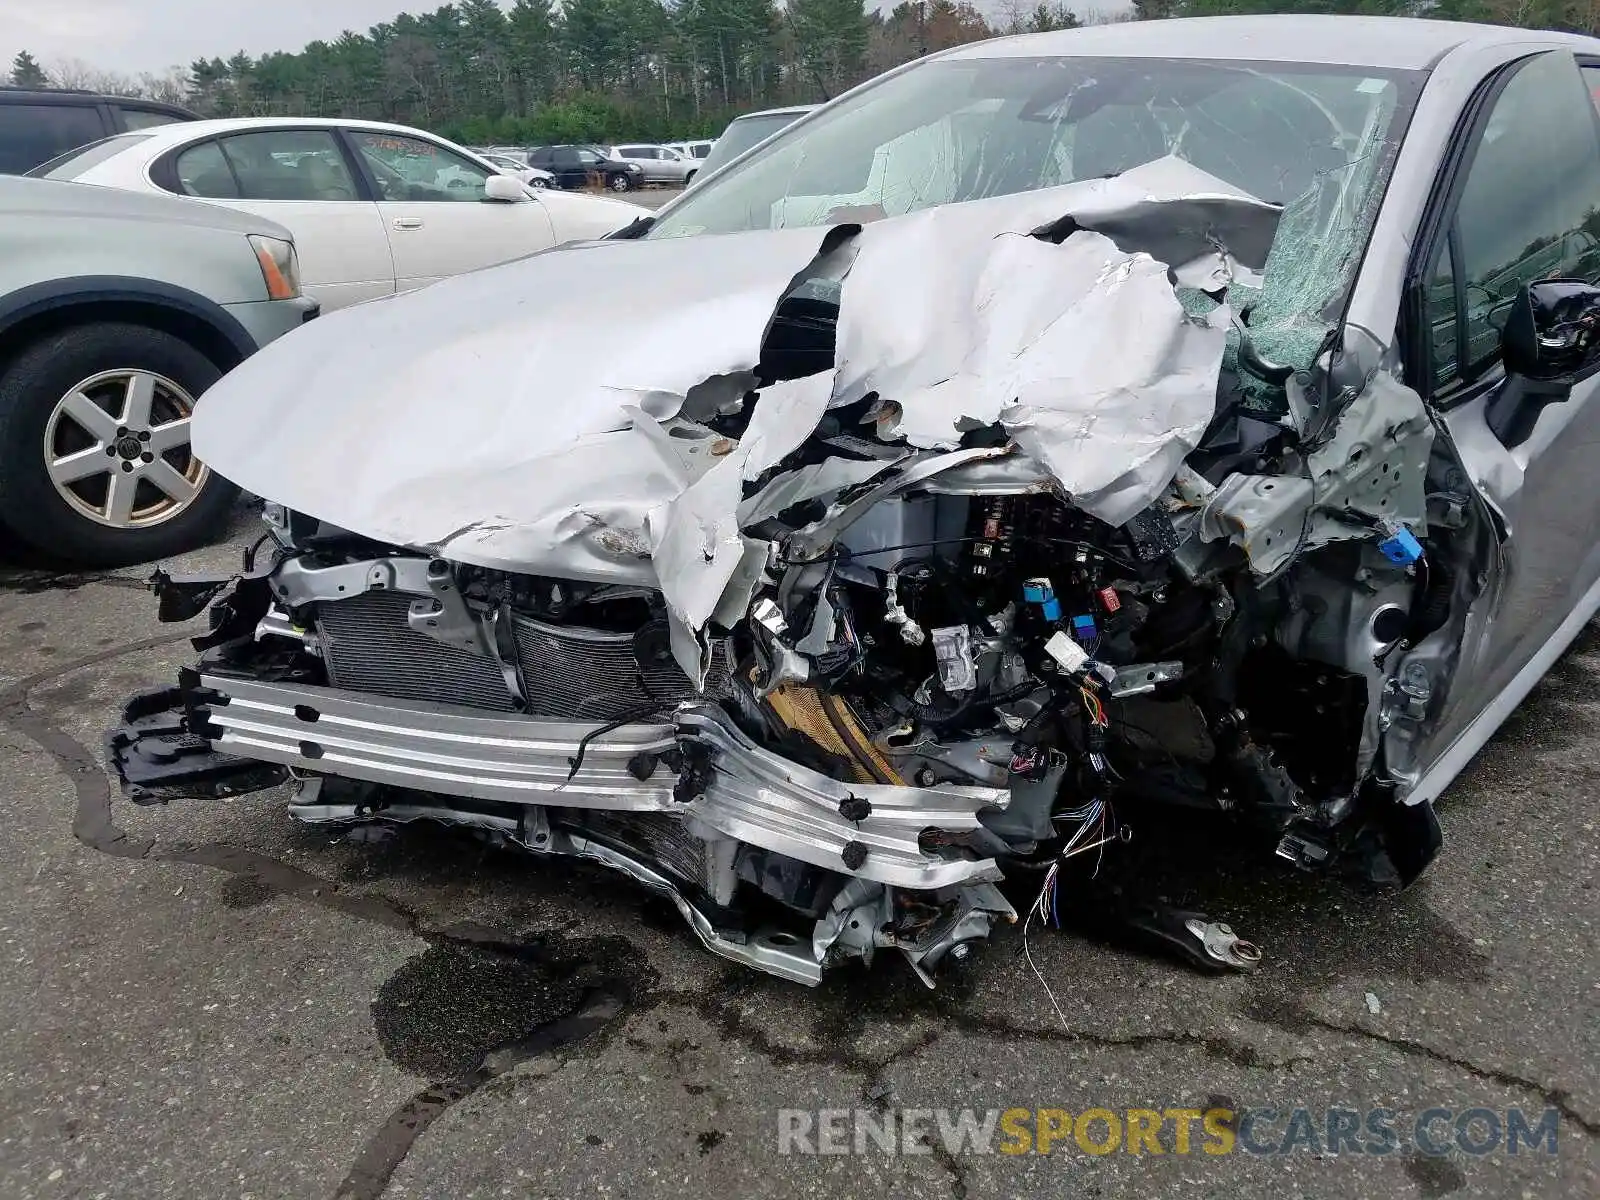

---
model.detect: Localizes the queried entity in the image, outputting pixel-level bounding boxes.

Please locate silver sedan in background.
[0,176,315,565]
[605,144,698,185]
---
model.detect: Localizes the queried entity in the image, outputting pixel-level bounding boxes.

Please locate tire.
[0,321,241,567]
[685,170,697,185]
[529,177,548,189]
[609,173,633,192]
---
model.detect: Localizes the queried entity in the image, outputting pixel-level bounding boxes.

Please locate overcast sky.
[3,1,439,75]
[2,0,1120,78]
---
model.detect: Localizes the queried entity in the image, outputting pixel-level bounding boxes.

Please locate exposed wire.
[564,669,668,781]
[1022,862,1072,1032]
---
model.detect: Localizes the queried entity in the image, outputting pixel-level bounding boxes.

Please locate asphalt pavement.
[619,187,678,210]
[0,506,1594,1199]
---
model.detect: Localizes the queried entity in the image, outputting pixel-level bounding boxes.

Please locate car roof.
[945,14,1600,70]
[0,87,196,117]
[95,116,473,152]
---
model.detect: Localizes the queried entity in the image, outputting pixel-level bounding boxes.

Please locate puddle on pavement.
[372,934,644,1080]
[0,570,150,595]
[335,933,647,1200]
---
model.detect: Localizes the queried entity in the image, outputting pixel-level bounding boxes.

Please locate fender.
[0,275,259,361]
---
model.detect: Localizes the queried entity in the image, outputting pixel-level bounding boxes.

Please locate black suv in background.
[0,88,197,175]
[525,144,642,191]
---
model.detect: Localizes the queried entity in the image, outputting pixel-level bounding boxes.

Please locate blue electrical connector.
[1071,613,1098,642]
[1022,577,1063,621]
[1377,521,1424,566]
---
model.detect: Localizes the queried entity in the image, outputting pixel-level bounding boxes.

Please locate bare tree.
[47,57,141,95]
[136,67,191,105]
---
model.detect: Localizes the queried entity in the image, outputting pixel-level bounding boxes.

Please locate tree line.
[7,0,1595,146]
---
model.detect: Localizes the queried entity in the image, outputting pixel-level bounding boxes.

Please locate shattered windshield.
[651,56,1423,360]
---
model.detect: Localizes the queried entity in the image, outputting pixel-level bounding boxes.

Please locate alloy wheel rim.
[42,368,209,529]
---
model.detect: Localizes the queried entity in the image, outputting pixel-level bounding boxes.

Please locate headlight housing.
[248,234,302,301]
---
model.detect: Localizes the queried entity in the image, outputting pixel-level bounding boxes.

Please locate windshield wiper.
[607,214,655,240]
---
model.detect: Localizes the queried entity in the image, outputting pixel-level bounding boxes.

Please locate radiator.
[315,590,515,712]
[511,614,733,721]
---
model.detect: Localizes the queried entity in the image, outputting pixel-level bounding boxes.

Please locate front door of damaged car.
[1413,49,1600,746]
[347,129,556,293]
[173,129,396,311]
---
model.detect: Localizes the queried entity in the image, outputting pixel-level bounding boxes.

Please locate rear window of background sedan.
[30,132,153,180]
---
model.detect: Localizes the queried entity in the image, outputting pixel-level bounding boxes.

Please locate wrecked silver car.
[110,20,1600,986]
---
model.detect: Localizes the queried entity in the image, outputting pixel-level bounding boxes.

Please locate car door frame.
[1381,43,1600,806]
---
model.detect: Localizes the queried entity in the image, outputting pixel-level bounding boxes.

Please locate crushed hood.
[194,157,1282,615]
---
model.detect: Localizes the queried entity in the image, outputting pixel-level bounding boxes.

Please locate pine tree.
[791,0,870,98]
[10,50,48,88]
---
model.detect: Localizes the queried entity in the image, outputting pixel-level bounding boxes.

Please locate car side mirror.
[1502,278,1600,380]
[1488,279,1600,449]
[483,174,528,203]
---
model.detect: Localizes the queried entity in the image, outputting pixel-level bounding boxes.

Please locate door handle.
[392,217,424,230]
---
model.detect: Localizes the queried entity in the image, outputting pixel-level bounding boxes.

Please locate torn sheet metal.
[1043,155,1280,292]
[998,242,1229,528]
[830,156,1281,526]
[194,154,1282,609]
[650,371,905,682]
[647,372,833,679]
[191,225,839,571]
[737,457,900,527]
[1198,371,1435,576]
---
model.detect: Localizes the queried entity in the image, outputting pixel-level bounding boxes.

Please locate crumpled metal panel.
[191,226,839,572]
[829,156,1280,525]
[650,372,834,632]
[649,371,840,682]
[194,154,1281,595]
[1198,371,1435,575]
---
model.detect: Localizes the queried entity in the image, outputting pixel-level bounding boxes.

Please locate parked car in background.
[0,87,196,175]
[477,150,554,188]
[606,143,697,184]
[665,138,714,161]
[695,105,817,181]
[31,118,640,311]
[0,175,316,565]
[475,145,529,163]
[526,144,643,191]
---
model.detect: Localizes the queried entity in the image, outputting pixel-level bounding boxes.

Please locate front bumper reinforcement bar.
[110,673,1008,891]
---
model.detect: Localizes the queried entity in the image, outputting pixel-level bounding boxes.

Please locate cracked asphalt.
[0,508,1594,1199]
